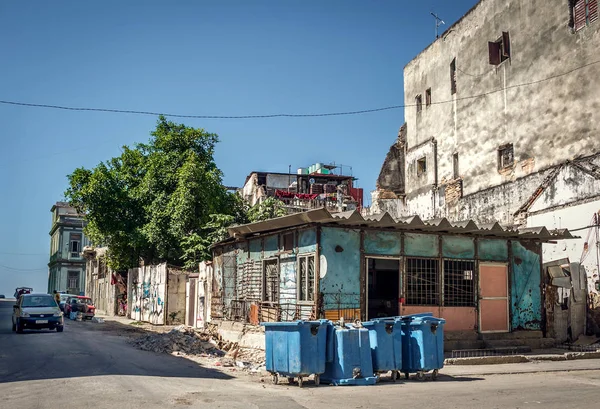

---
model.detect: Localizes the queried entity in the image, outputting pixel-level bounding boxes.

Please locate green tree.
[247,197,288,222]
[66,116,246,271]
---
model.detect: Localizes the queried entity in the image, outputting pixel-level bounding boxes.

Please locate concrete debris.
[129,325,266,372]
[91,317,104,323]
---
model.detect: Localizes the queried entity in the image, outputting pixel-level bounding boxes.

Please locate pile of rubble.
[130,325,225,357]
[129,324,266,372]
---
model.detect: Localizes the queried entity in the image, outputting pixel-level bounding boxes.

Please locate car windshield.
[75,298,93,305]
[60,295,71,302]
[21,296,57,308]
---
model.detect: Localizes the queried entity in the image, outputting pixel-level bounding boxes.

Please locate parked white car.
[12,293,64,333]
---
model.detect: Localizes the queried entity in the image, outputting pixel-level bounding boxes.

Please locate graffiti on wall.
[130,263,167,325]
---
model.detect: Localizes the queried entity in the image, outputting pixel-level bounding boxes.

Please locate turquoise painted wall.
[263,235,279,258]
[404,233,438,257]
[442,236,475,259]
[364,230,402,256]
[249,238,262,261]
[511,241,542,330]
[298,228,317,253]
[478,239,509,261]
[319,227,361,297]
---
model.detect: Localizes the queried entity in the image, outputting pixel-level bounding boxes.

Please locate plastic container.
[362,319,403,381]
[261,320,329,387]
[401,315,445,381]
[321,323,377,386]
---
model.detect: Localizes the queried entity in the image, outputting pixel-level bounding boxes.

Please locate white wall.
[528,199,600,294]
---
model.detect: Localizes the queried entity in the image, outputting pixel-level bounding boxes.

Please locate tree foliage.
[66,116,246,270]
[247,197,287,222]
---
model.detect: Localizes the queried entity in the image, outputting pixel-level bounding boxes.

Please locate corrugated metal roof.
[226,208,579,241]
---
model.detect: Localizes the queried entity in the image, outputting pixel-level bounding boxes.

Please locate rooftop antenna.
[431,12,445,39]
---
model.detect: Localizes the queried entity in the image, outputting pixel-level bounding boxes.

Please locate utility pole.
[431,12,445,39]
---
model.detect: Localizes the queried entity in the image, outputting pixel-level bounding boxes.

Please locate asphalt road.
[1,299,600,409]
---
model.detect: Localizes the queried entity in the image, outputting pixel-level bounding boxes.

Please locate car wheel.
[56,326,64,333]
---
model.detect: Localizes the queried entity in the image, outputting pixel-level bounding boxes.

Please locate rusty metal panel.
[442,236,475,259]
[511,241,542,330]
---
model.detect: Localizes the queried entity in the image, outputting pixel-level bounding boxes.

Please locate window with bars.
[263,259,279,303]
[298,254,315,302]
[443,260,476,307]
[70,233,81,258]
[405,258,439,305]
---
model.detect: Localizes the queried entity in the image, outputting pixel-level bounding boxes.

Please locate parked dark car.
[58,293,77,313]
[64,296,96,320]
[0,295,5,299]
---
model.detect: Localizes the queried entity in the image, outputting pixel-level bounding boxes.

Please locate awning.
[225,208,579,242]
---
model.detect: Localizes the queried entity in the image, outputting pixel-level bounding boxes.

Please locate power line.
[0,263,47,272]
[1,59,599,119]
[0,251,48,256]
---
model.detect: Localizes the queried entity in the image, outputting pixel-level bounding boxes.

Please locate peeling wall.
[319,227,361,311]
[376,124,406,195]
[129,263,167,325]
[364,230,402,256]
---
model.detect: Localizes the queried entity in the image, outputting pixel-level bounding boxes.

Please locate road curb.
[445,351,600,366]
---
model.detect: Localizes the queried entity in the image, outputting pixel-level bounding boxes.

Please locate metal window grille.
[298,254,315,302]
[263,259,279,302]
[405,258,439,305]
[443,259,476,307]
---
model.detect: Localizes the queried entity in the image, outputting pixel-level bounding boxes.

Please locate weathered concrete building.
[82,246,127,317]
[373,0,600,295]
[48,202,90,295]
[204,208,576,350]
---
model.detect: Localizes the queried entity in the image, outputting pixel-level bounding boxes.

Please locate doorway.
[367,257,400,319]
[479,262,509,332]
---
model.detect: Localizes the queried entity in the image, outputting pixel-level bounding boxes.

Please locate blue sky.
[0,0,478,295]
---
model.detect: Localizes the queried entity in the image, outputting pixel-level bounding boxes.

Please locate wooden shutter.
[574,0,587,31]
[502,32,511,58]
[488,41,501,65]
[590,0,599,23]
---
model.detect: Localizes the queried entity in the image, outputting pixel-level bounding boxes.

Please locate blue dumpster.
[261,320,330,387]
[321,324,377,386]
[401,315,445,380]
[362,319,403,381]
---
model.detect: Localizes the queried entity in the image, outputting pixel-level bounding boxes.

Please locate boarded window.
[498,144,514,170]
[417,157,427,176]
[298,254,315,302]
[283,233,294,251]
[263,259,279,303]
[450,58,457,94]
[574,0,598,31]
[405,258,439,306]
[416,94,423,113]
[425,88,432,107]
[443,260,476,307]
[489,32,510,65]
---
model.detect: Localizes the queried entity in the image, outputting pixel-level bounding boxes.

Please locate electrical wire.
[0,263,47,272]
[1,59,599,119]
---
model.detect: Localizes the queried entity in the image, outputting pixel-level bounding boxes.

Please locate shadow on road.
[0,301,234,384]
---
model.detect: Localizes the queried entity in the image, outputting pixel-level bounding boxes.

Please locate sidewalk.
[443,357,600,377]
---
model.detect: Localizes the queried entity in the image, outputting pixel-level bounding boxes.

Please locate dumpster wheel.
[298,377,304,388]
[271,374,279,385]
[314,374,320,386]
[404,372,410,380]
[416,371,425,381]
[391,370,398,382]
[431,369,439,381]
